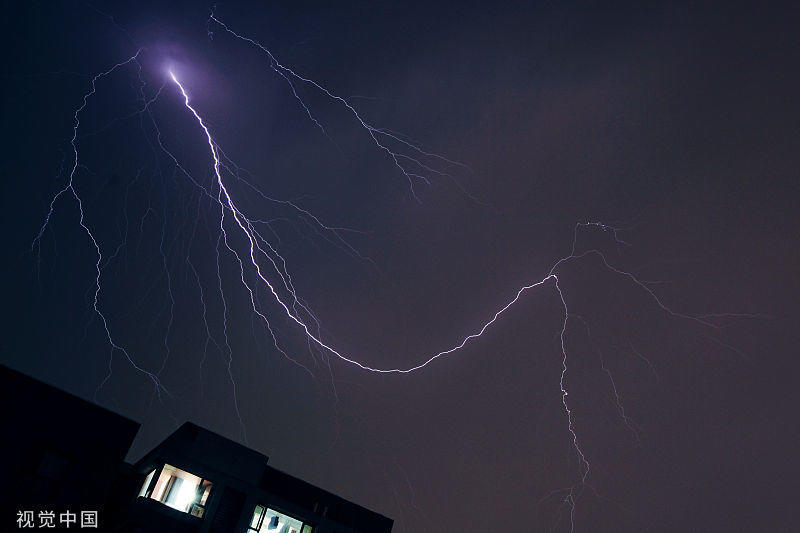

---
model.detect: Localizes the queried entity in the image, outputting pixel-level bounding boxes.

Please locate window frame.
[247,504,313,533]
[137,463,214,518]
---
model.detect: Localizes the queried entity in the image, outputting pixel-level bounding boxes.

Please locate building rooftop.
[0,364,392,533]
[135,422,393,532]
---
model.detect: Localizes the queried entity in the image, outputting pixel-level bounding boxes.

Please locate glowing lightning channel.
[168,72,752,531]
[166,71,571,375]
[151,71,748,380]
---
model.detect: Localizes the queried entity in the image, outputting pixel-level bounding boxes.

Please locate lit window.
[138,469,156,497]
[248,505,312,533]
[141,464,213,517]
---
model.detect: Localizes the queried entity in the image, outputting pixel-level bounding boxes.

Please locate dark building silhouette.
[0,365,392,533]
[0,364,140,530]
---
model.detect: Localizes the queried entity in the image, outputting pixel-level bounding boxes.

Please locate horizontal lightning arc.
[168,71,740,375]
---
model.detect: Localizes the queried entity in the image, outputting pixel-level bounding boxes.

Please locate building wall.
[0,365,140,530]
[0,367,392,533]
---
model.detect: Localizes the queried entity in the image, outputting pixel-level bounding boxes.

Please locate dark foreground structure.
[0,365,393,532]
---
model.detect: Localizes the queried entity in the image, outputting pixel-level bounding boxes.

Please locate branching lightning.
[31,9,758,531]
[32,48,169,401]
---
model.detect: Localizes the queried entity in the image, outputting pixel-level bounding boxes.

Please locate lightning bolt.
[171,73,756,530]
[207,10,478,204]
[31,11,759,529]
[32,48,169,401]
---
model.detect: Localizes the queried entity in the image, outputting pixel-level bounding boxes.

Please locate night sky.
[3,2,799,531]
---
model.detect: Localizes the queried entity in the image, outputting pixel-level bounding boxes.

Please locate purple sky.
[3,2,799,531]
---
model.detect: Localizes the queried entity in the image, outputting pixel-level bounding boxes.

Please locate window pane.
[254,508,304,533]
[149,464,210,514]
[250,505,266,529]
[138,469,156,497]
[199,480,213,505]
